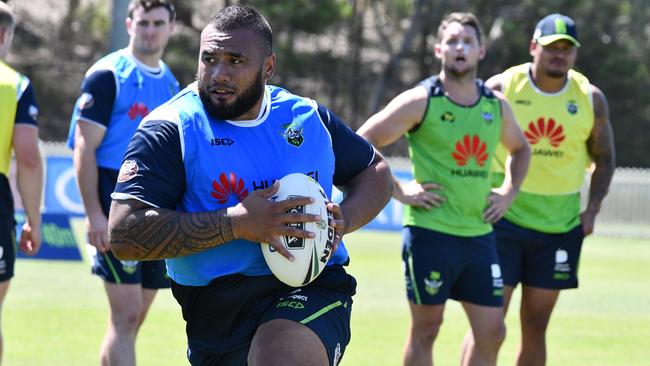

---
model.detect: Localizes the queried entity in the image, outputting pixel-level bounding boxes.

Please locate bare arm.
[13,125,43,255]
[581,85,615,235]
[358,86,445,208]
[336,151,393,235]
[484,95,530,223]
[357,86,429,148]
[73,120,109,252]
[108,184,318,261]
[485,73,504,92]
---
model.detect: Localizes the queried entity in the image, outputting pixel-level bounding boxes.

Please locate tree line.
[6,0,649,166]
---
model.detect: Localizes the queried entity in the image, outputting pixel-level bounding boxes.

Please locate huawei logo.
[452,134,488,167]
[525,118,565,147]
[128,102,149,120]
[211,172,249,204]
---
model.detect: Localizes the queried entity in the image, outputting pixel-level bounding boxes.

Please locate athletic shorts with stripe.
[494,218,585,290]
[89,167,169,289]
[402,225,504,307]
[89,246,170,289]
[171,265,356,366]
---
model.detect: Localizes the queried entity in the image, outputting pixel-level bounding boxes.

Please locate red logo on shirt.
[128,102,149,120]
[211,172,249,204]
[524,117,565,147]
[117,160,139,183]
[452,134,488,167]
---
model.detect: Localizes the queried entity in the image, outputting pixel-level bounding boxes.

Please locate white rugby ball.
[261,173,335,287]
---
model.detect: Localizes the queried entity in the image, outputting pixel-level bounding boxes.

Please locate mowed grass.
[5,231,650,365]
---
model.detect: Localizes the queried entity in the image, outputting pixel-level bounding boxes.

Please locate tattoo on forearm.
[110,203,234,260]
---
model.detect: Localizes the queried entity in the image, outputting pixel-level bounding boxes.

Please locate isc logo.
[210,138,235,146]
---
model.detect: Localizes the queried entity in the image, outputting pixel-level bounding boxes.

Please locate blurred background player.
[66,1,178,365]
[465,13,616,366]
[358,12,530,366]
[0,1,43,363]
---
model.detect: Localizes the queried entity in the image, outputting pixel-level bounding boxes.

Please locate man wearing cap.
[463,13,615,365]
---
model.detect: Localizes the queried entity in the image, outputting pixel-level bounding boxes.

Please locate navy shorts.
[89,245,170,289]
[0,177,16,282]
[91,167,169,289]
[0,215,16,282]
[495,218,584,289]
[171,265,356,366]
[402,225,503,307]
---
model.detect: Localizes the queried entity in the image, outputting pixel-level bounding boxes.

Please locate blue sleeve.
[113,120,185,209]
[75,69,116,127]
[317,104,375,186]
[15,80,38,126]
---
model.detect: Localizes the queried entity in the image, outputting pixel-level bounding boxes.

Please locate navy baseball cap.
[533,13,580,47]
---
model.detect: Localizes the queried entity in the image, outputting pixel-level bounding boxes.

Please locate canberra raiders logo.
[280,122,305,147]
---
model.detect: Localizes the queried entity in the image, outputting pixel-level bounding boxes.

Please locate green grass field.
[5,231,650,365]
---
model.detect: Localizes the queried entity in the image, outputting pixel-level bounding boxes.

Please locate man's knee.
[411,313,444,344]
[474,321,506,349]
[521,308,553,334]
[110,308,141,333]
[249,319,328,366]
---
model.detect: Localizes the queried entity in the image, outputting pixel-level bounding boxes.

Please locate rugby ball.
[261,173,335,287]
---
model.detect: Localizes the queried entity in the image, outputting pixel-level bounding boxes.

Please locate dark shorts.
[494,218,585,290]
[91,167,169,289]
[402,225,503,307]
[171,265,356,366]
[0,177,16,282]
[89,246,170,289]
[0,211,16,283]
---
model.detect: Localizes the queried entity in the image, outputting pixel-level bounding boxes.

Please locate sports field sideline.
[5,230,650,365]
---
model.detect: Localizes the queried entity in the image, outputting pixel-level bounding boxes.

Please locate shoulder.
[589,84,606,100]
[589,83,608,117]
[160,60,178,80]
[146,85,203,123]
[268,84,306,103]
[485,74,504,92]
[16,73,33,96]
[85,51,124,77]
[568,69,592,94]
[83,56,118,91]
[417,75,444,97]
[476,78,497,99]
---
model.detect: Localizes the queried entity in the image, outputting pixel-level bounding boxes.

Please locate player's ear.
[125,16,134,36]
[479,43,486,60]
[529,40,537,56]
[434,42,442,60]
[263,53,276,81]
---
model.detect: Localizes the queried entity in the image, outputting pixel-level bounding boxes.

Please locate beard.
[444,62,476,79]
[198,67,265,120]
[544,69,567,79]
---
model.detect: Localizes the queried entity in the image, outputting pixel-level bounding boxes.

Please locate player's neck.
[530,65,568,93]
[128,46,162,69]
[439,71,479,106]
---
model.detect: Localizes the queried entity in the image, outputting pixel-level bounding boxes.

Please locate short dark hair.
[208,5,273,56]
[437,12,483,45]
[127,0,176,22]
[0,2,15,29]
